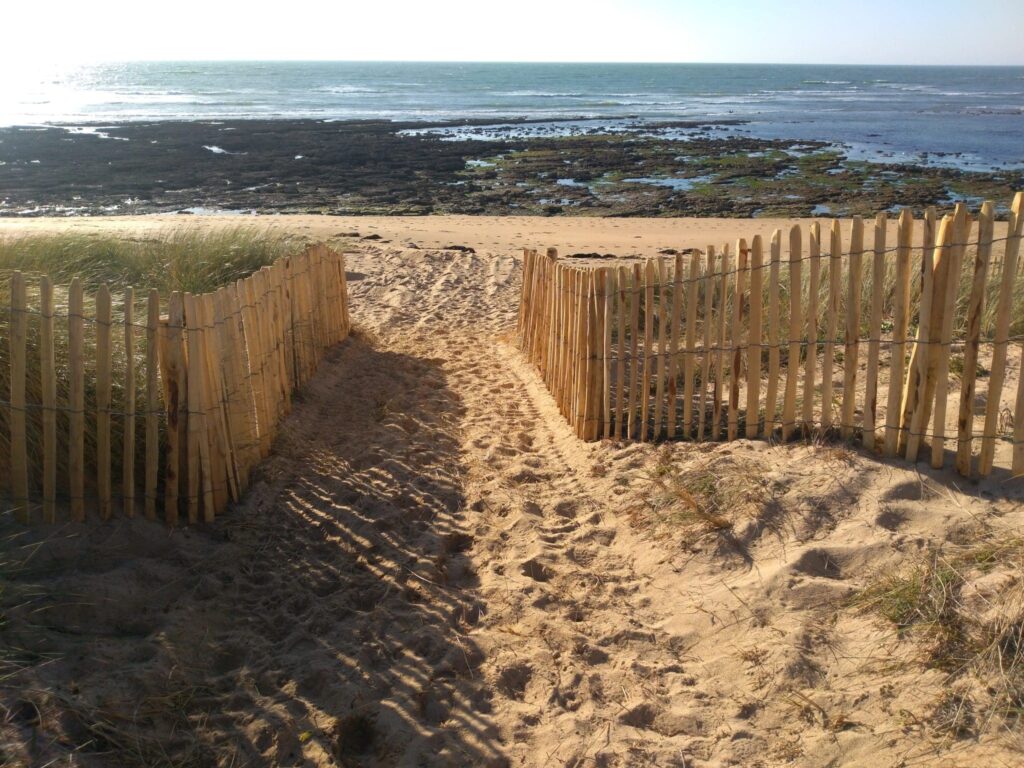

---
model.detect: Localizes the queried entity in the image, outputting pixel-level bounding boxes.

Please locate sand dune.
[2,238,1023,767]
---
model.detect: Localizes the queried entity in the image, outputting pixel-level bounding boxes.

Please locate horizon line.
[56,59,1024,68]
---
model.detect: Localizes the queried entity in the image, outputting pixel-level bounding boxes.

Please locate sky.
[2,0,1022,67]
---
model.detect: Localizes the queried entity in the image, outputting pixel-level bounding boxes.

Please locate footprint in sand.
[520,558,555,582]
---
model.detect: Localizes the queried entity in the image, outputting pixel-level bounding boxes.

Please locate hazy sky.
[4,0,1023,66]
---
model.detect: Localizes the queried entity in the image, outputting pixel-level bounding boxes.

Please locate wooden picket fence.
[1,244,351,525]
[518,193,1024,479]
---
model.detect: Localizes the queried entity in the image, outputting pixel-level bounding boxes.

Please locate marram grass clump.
[0,227,303,294]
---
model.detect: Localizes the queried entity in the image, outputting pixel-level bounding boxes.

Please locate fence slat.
[1014,347,1024,477]
[729,239,747,441]
[929,210,966,473]
[863,213,886,450]
[783,226,802,441]
[145,290,160,520]
[68,279,85,522]
[683,253,700,439]
[576,270,591,439]
[616,265,628,439]
[9,272,29,523]
[822,222,842,431]
[587,270,603,441]
[956,202,994,476]
[980,192,1023,475]
[746,236,764,439]
[884,210,914,457]
[698,247,715,441]
[240,276,270,457]
[641,260,655,441]
[764,232,782,436]
[603,268,614,439]
[667,254,684,438]
[713,244,730,441]
[161,292,186,527]
[803,224,821,431]
[653,258,668,438]
[184,294,208,523]
[96,284,113,520]
[40,276,56,524]
[931,206,970,468]
[123,287,136,517]
[905,216,951,462]
[840,218,863,440]
[202,292,235,511]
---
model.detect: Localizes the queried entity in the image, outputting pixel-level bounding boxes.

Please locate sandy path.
[0,214,1010,261]
[4,244,1024,767]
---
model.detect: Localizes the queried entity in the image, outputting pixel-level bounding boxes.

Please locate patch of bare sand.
[3,244,1023,767]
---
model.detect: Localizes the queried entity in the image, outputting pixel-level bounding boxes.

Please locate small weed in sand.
[634,448,767,546]
[854,538,1024,737]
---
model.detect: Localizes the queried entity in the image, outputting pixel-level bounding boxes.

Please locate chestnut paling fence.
[517,193,1024,479]
[1,244,351,525]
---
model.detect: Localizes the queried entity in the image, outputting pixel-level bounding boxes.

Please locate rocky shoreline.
[1,119,1021,218]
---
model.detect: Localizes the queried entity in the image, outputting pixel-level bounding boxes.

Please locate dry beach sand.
[2,215,1024,767]
[0,213,1011,259]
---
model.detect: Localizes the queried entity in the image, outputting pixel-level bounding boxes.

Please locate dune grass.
[853,540,1024,740]
[0,227,303,295]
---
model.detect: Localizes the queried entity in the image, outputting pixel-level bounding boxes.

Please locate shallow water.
[3,62,1022,171]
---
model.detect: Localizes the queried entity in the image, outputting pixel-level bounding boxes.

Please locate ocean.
[3,61,1023,172]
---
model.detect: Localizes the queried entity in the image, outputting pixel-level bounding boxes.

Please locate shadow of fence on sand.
[0,333,507,767]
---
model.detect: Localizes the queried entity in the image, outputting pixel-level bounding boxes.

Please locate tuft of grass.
[0,227,304,294]
[852,549,967,668]
[853,538,1024,737]
[634,447,767,544]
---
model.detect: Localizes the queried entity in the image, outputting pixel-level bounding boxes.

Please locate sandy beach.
[2,212,1023,767]
[0,213,1012,259]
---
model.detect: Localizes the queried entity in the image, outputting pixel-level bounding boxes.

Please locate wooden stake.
[40,276,56,523]
[159,293,185,526]
[123,287,136,517]
[698,248,715,441]
[955,202,993,476]
[183,294,205,523]
[803,223,821,431]
[683,252,700,439]
[68,279,85,522]
[9,272,29,523]
[653,258,669,438]
[240,276,270,456]
[641,260,655,441]
[145,290,160,520]
[764,232,782,436]
[980,192,1023,475]
[905,216,952,462]
[603,268,614,439]
[729,239,747,441]
[863,213,886,450]
[840,217,864,440]
[884,210,914,457]
[930,207,968,469]
[616,265,628,439]
[746,236,764,438]
[713,244,730,441]
[822,221,842,431]
[1014,343,1024,477]
[96,284,113,520]
[783,226,802,441]
[667,254,684,438]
